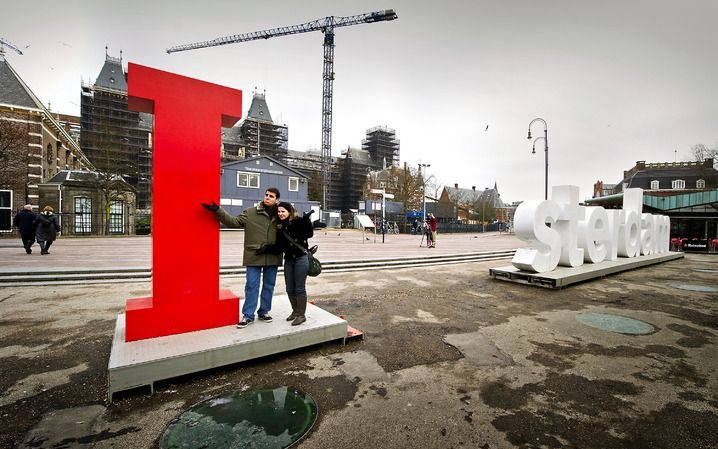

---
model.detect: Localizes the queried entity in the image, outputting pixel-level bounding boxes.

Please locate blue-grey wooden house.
[220,156,318,217]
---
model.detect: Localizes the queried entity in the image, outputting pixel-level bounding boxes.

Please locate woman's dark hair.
[277,201,297,219]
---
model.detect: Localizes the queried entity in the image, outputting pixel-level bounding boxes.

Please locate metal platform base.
[489,252,684,289]
[107,296,347,401]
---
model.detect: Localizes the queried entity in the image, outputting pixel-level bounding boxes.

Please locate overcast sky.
[3,0,717,203]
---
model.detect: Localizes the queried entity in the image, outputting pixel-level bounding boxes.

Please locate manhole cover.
[161,387,317,449]
[672,284,718,293]
[576,313,655,335]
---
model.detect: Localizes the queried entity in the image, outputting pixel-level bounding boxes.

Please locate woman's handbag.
[306,245,322,277]
[283,231,322,277]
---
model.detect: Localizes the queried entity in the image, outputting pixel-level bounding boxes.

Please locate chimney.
[636,161,646,170]
[471,186,476,191]
[454,183,459,189]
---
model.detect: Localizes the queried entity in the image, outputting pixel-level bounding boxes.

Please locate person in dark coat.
[34,205,61,255]
[276,202,314,326]
[13,204,37,254]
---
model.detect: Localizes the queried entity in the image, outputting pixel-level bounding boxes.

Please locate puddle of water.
[672,284,718,293]
[161,387,317,449]
[576,312,655,335]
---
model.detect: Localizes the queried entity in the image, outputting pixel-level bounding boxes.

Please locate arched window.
[46,144,53,164]
[696,179,705,189]
[650,180,659,190]
[671,179,685,189]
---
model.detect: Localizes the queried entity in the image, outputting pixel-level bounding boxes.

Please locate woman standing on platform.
[276,202,314,326]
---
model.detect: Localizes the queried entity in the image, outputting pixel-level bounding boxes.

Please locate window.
[0,190,11,232]
[237,172,259,188]
[697,179,705,189]
[671,179,685,189]
[74,197,92,234]
[288,177,299,192]
[650,180,659,190]
[109,201,124,234]
[46,143,53,164]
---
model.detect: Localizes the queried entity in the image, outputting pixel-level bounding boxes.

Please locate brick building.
[0,55,92,232]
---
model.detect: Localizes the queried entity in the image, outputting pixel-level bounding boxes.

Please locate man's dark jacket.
[13,210,37,236]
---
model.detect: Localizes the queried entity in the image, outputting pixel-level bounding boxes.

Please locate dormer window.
[650,180,659,190]
[671,179,685,189]
[696,179,705,189]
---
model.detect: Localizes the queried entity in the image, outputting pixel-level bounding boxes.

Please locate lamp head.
[531,146,536,154]
[527,129,532,140]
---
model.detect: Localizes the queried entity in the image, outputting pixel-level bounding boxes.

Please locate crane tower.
[167,9,398,208]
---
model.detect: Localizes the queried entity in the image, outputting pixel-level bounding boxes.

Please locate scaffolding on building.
[80,52,153,210]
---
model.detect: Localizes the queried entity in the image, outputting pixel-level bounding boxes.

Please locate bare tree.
[85,129,137,235]
[0,119,28,194]
[690,143,718,166]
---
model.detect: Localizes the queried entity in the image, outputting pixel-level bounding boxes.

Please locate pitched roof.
[246,92,273,123]
[94,53,127,91]
[222,155,309,179]
[43,170,133,188]
[0,59,92,167]
[443,185,505,208]
[0,59,41,109]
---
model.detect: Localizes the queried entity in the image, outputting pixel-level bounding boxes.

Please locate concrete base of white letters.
[107,295,347,402]
[490,251,684,289]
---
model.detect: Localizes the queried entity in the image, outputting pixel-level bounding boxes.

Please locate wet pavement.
[0,233,716,448]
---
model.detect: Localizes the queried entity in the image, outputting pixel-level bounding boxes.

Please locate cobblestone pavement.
[0,235,716,449]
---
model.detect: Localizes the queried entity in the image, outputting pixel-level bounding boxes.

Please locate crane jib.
[166,10,397,53]
[165,9,397,209]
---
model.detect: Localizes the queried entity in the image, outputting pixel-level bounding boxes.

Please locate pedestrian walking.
[13,204,37,254]
[276,202,315,326]
[34,206,60,255]
[202,188,282,328]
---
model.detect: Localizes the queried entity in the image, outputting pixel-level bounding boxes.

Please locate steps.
[0,250,516,287]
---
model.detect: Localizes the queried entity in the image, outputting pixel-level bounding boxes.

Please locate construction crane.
[167,9,398,209]
[0,37,24,59]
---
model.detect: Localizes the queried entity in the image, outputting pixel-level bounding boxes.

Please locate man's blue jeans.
[243,265,278,321]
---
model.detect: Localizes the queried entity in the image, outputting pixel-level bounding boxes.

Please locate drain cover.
[161,387,317,449]
[576,313,655,335]
[672,284,718,293]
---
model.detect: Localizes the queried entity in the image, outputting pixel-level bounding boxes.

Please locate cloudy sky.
[3,0,716,203]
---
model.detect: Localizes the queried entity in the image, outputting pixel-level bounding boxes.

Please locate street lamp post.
[371,188,394,243]
[527,118,549,200]
[418,163,431,220]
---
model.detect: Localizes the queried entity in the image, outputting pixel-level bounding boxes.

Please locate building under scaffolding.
[362,125,400,169]
[80,51,153,210]
[238,92,288,161]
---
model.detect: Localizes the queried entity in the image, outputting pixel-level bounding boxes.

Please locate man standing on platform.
[202,188,283,328]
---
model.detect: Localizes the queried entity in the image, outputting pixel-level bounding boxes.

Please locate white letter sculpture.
[511,186,670,273]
